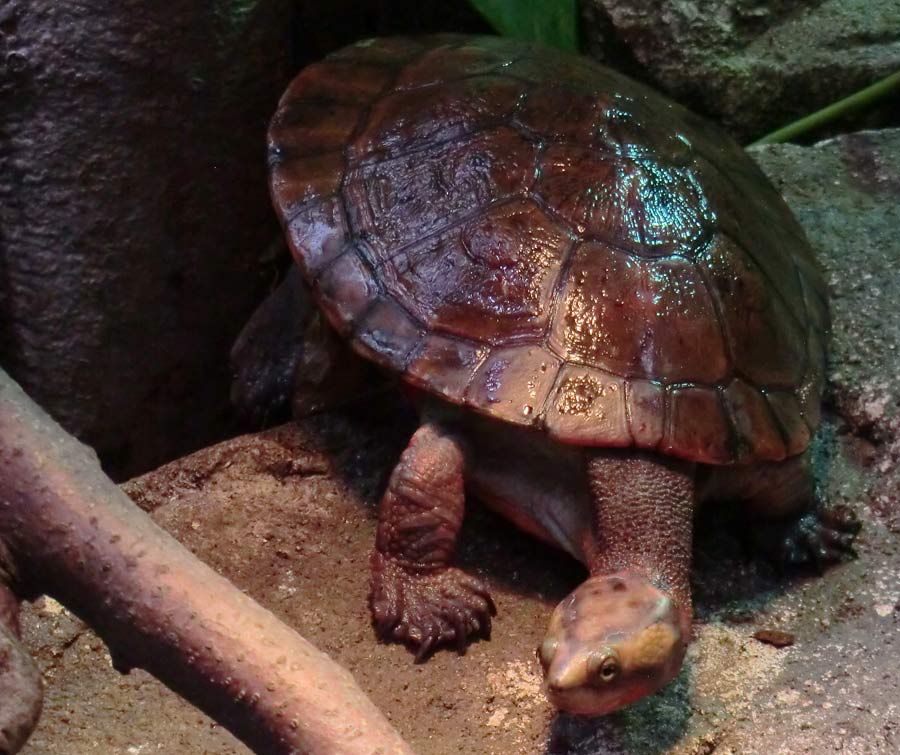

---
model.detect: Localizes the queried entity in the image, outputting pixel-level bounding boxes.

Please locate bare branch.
[0,369,416,755]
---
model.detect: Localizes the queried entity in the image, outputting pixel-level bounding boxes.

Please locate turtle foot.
[370,552,496,662]
[754,504,861,572]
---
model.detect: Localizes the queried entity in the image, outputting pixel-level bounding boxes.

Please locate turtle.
[231,35,860,715]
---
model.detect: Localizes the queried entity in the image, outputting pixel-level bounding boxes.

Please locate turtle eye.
[588,651,620,683]
[537,637,558,670]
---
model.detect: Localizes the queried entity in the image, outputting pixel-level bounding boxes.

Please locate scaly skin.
[367,414,858,715]
[369,424,495,661]
[539,571,685,715]
[538,451,695,715]
[368,422,695,710]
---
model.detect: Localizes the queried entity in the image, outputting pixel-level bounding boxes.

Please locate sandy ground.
[19,132,900,755]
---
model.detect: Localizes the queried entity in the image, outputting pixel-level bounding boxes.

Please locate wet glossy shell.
[268,35,828,465]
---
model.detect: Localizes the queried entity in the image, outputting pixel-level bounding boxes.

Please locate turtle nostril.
[547,678,566,694]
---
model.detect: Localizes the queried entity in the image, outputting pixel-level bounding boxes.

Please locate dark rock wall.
[291,0,490,66]
[0,0,290,478]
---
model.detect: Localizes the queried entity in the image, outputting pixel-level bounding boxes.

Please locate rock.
[0,0,289,479]
[753,131,900,438]
[752,629,795,648]
[753,129,900,535]
[20,130,900,754]
[583,1,900,141]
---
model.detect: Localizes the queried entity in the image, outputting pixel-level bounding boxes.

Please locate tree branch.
[0,368,416,755]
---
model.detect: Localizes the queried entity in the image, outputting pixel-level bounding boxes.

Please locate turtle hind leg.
[230,266,376,425]
[231,267,312,425]
[370,423,495,662]
[703,453,861,571]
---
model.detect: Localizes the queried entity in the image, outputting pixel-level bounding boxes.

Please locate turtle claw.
[414,628,439,664]
[370,552,496,661]
[758,504,861,572]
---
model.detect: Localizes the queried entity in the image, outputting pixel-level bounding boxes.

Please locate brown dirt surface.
[19,131,900,754]
[21,400,574,755]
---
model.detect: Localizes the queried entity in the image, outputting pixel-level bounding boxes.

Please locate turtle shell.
[268,35,828,465]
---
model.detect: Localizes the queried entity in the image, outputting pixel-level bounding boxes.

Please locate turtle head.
[537,570,687,716]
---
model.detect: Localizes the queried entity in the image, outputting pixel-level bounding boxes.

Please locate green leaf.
[468,0,578,51]
[749,69,900,146]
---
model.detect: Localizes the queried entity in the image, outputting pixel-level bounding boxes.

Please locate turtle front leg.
[370,424,495,661]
